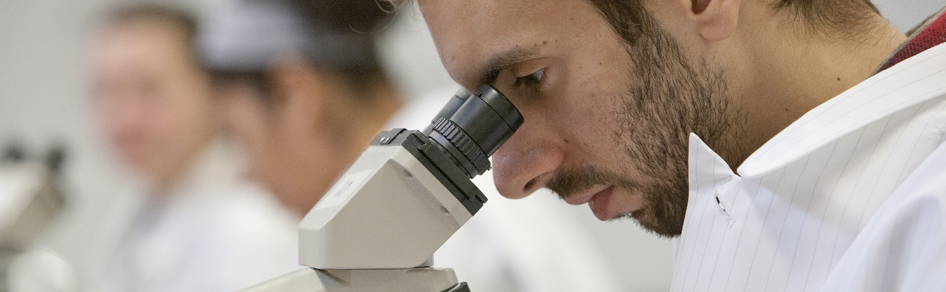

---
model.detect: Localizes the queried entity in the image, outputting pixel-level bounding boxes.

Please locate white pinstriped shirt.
[672,43,946,291]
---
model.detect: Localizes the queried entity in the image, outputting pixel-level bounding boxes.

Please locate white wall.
[874,0,945,33]
[0,0,123,249]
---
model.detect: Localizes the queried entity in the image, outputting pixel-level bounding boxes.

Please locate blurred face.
[420,0,743,236]
[91,21,217,187]
[216,74,340,215]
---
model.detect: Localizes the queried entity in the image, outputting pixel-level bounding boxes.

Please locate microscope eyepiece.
[428,85,523,178]
[304,85,523,269]
[423,89,472,135]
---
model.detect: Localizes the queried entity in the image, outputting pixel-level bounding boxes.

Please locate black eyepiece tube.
[423,89,473,135]
[429,85,523,178]
[448,86,523,156]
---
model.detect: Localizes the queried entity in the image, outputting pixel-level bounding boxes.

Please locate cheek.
[552,89,631,164]
[163,88,214,137]
[97,106,127,143]
[549,53,631,142]
[246,130,297,199]
[223,99,275,172]
[98,97,140,133]
[254,116,317,197]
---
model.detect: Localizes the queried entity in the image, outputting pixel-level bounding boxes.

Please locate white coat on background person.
[3,139,300,292]
[386,86,674,292]
[96,137,300,292]
[76,6,301,291]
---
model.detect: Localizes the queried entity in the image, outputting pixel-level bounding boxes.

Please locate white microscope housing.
[243,85,523,292]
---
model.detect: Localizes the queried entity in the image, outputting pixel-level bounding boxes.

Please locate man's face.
[419,0,740,236]
[91,21,217,186]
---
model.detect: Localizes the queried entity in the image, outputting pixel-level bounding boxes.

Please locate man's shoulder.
[889,135,946,200]
[823,139,946,291]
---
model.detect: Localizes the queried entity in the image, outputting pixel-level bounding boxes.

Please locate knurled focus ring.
[433,118,491,175]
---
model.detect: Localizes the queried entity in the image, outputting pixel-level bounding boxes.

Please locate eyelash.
[512,69,545,89]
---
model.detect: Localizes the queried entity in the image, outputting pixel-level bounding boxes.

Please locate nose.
[491,122,564,199]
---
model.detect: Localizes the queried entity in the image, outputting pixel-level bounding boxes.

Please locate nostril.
[524,178,537,192]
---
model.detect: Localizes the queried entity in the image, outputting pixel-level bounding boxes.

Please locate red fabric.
[876,12,946,72]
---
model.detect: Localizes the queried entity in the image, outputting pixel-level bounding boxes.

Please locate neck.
[149,134,217,195]
[725,14,907,166]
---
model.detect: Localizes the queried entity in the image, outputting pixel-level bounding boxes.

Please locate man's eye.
[512,69,545,89]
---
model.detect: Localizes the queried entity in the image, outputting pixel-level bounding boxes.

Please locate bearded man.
[402,0,946,290]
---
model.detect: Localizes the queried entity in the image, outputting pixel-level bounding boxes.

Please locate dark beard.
[548,20,741,237]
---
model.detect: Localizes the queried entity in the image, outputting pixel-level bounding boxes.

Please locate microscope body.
[299,129,485,269]
[241,266,467,292]
[242,130,477,292]
[0,163,63,252]
[0,147,67,289]
[241,86,520,292]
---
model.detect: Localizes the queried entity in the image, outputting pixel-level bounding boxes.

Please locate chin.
[627,209,682,238]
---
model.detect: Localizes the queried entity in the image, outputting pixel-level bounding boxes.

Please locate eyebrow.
[477,46,541,86]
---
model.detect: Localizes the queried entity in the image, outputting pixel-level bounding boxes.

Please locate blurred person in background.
[200,0,628,291]
[86,4,298,291]
[201,0,402,216]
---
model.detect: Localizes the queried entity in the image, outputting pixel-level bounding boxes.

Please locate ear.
[269,57,329,128]
[687,0,741,42]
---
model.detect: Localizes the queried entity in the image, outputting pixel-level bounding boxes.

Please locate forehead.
[93,21,190,70]
[418,0,606,87]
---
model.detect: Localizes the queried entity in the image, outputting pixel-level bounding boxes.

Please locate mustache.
[546,165,638,201]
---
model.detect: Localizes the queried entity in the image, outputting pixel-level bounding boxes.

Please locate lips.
[588,186,614,221]
[564,185,614,221]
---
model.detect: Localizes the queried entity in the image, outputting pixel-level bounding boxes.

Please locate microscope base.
[240,267,469,292]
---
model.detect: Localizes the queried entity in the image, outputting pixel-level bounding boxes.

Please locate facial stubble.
[548,22,742,237]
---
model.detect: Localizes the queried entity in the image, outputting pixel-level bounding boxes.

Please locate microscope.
[242,85,522,292]
[0,144,67,289]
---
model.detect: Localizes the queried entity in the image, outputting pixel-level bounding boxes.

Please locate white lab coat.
[386,88,674,292]
[96,138,300,292]
[672,43,946,291]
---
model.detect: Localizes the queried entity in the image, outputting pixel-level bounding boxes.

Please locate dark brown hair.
[291,0,395,33]
[289,0,395,89]
[586,0,880,45]
[775,0,880,30]
[388,0,881,41]
[210,0,396,105]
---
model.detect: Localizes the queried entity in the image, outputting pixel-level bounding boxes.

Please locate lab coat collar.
[687,134,739,219]
[735,43,946,178]
[688,134,738,193]
[686,42,946,200]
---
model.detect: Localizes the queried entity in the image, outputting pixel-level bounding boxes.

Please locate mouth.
[563,185,615,221]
